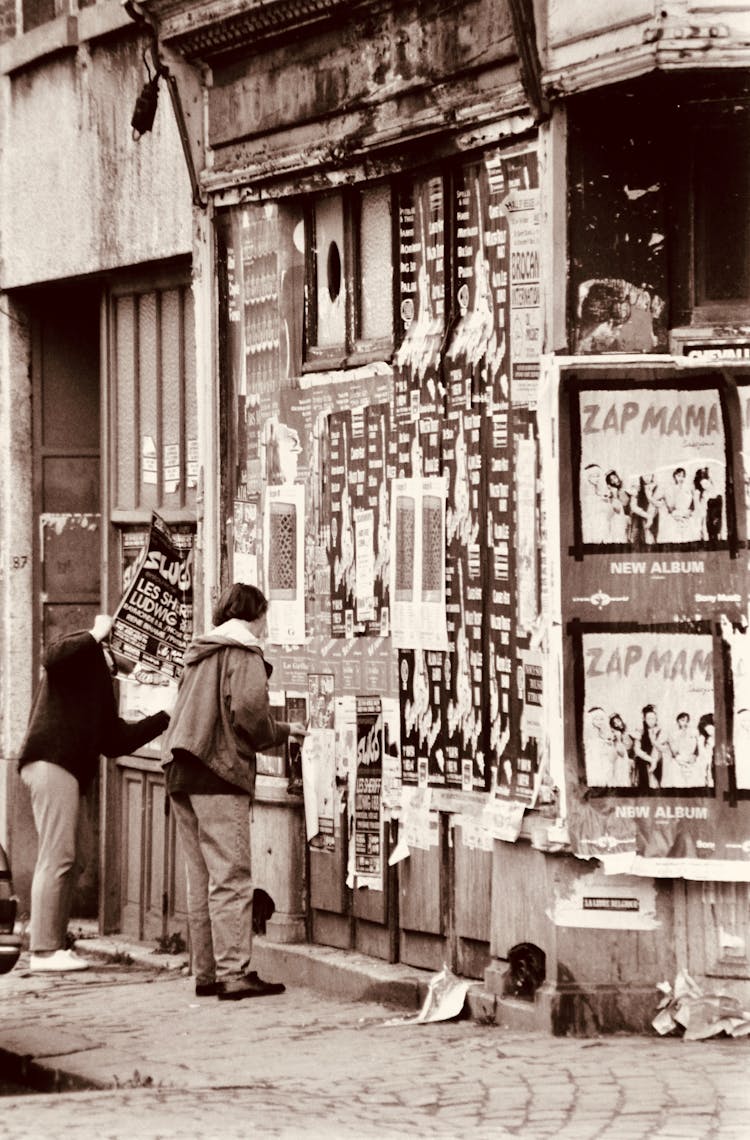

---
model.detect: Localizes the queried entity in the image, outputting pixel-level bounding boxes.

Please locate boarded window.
[305,183,394,367]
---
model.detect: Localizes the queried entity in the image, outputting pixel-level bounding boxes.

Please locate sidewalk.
[2,931,750,1140]
[0,926,472,1093]
[77,922,443,1013]
[2,932,749,1140]
[64,920,529,1025]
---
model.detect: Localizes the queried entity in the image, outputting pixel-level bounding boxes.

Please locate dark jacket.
[161,619,291,796]
[18,631,170,790]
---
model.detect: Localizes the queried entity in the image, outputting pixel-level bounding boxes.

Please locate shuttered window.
[109,281,197,517]
[106,275,197,604]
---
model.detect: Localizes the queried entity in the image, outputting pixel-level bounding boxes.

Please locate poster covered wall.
[558,367,750,880]
[220,145,548,869]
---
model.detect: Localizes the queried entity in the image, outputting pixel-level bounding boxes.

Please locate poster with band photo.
[560,371,745,624]
[566,622,750,880]
[578,628,715,795]
[575,384,731,550]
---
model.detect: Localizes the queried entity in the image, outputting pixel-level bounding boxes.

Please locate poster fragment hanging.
[353,695,384,890]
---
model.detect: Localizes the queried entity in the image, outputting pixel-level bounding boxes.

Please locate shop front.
[180,0,553,988]
[5,0,750,1035]
[198,19,750,1036]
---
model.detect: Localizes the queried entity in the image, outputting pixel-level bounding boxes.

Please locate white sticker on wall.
[142,436,157,486]
[547,869,660,931]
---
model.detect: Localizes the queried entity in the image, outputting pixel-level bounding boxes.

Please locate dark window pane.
[22,0,56,34]
[695,127,750,303]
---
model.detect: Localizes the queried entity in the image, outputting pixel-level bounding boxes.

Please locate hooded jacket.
[161,619,291,796]
[18,631,170,790]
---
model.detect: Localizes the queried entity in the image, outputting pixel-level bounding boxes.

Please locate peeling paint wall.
[1,34,192,289]
[0,292,33,867]
[208,0,519,177]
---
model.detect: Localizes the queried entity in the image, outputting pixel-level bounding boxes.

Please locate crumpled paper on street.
[381,964,471,1026]
[653,969,750,1040]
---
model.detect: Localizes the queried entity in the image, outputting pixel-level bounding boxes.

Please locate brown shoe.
[217,971,286,1000]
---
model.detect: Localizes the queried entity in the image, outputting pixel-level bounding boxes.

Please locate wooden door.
[31,284,102,918]
[680,880,750,995]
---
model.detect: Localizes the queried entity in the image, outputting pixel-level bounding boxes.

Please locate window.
[304,183,394,368]
[22,0,56,34]
[21,0,96,35]
[109,279,197,517]
[693,119,750,311]
[670,87,750,328]
[105,273,197,606]
[568,76,750,340]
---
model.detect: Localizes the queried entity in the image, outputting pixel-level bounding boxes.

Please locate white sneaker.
[30,949,91,972]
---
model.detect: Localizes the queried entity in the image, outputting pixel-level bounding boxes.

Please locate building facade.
[2,0,750,1033]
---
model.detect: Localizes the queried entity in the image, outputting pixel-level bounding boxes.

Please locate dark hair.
[213,583,268,626]
[698,713,714,741]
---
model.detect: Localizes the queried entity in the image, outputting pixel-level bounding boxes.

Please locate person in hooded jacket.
[18,614,171,972]
[162,583,306,1001]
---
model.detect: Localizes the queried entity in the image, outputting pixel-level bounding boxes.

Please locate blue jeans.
[21,761,91,953]
[170,793,253,984]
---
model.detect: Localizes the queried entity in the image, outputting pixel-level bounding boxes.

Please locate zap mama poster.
[560,371,745,623]
[566,624,750,880]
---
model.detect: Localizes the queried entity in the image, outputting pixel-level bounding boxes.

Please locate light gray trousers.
[21,760,90,953]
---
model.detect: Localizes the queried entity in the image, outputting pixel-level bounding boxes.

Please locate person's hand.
[91,614,114,643]
[288,721,307,739]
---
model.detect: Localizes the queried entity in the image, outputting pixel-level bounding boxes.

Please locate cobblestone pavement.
[0,957,748,1140]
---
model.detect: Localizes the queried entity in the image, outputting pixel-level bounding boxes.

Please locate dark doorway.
[28,283,103,919]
